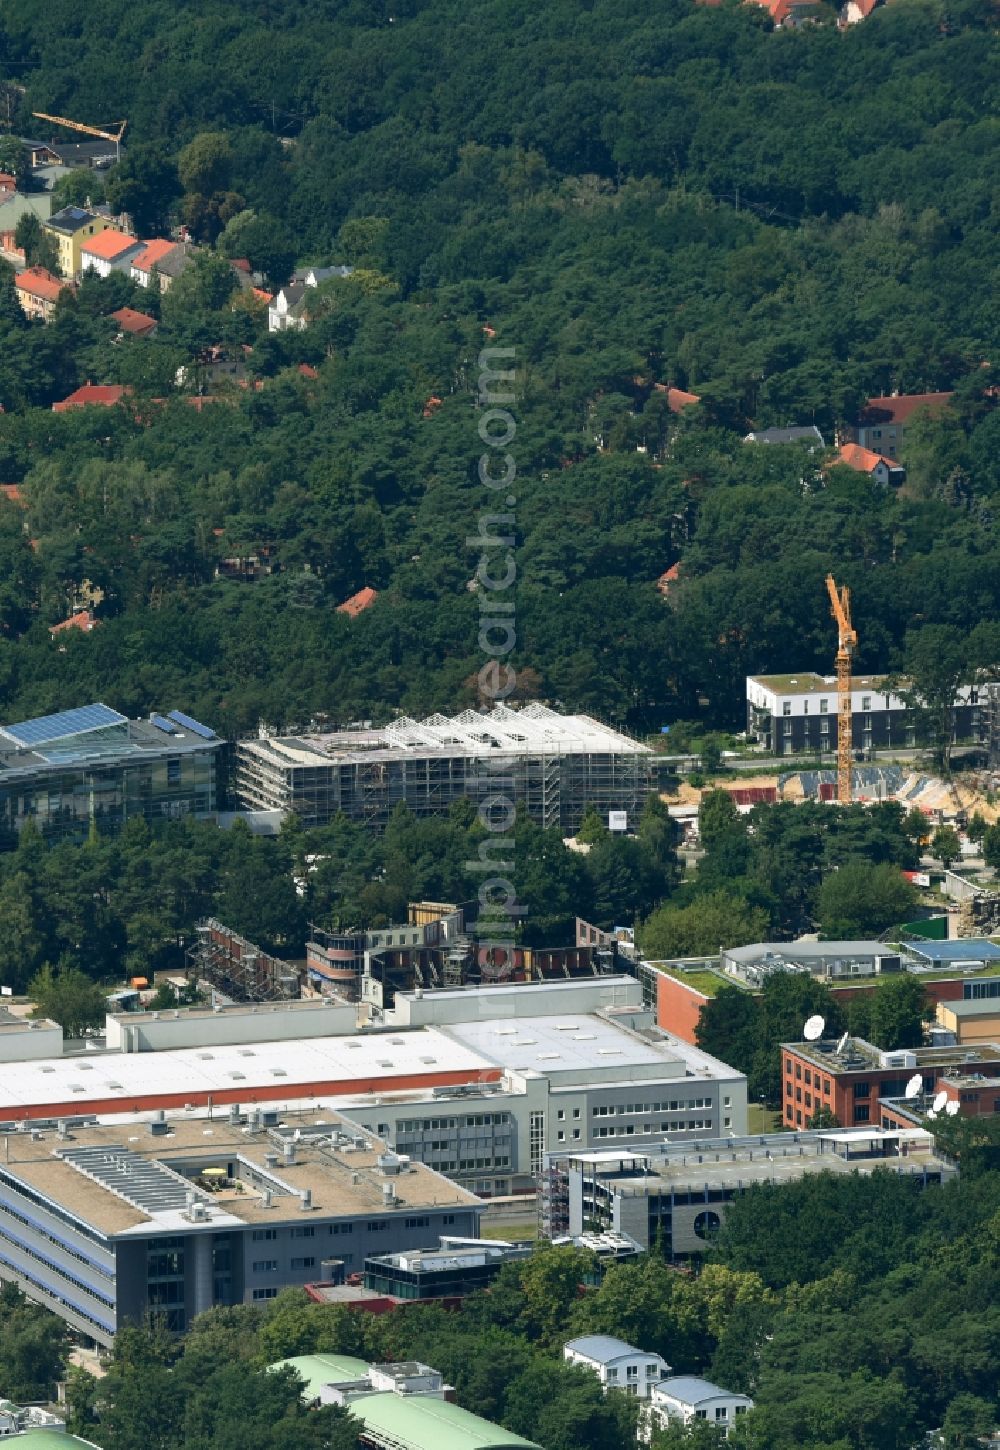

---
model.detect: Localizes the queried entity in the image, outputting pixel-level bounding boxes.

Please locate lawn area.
[748,1105,782,1134]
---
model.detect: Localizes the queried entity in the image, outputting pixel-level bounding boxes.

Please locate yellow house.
[936,998,1000,1045]
[42,205,111,279]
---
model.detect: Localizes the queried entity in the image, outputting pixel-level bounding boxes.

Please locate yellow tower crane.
[31,112,127,164]
[825,573,857,803]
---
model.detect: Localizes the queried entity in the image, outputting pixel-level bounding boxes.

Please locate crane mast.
[825,574,857,803]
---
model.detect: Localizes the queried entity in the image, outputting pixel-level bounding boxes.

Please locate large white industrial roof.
[443,1015,740,1081]
[0,1028,495,1117]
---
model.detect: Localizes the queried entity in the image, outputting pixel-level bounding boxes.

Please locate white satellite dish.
[836,1032,849,1055]
[904,1074,922,1100]
[945,1100,960,1116]
[803,1015,825,1041]
[932,1090,948,1113]
[926,1109,937,1120]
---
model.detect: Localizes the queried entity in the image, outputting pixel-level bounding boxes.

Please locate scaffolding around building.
[235,704,656,833]
[188,919,300,1002]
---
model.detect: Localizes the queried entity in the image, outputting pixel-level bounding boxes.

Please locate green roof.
[270,1353,371,1400]
[20,1433,102,1450]
[349,1392,541,1450]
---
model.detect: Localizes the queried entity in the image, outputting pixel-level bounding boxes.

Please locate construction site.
[235,704,656,832]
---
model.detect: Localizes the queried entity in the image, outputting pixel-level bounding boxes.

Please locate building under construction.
[188,919,300,1002]
[235,704,655,832]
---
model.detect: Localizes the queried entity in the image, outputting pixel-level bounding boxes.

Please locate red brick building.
[782,1038,1000,1130]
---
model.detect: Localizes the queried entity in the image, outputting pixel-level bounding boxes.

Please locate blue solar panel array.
[167,710,217,739]
[150,714,179,735]
[1,703,127,748]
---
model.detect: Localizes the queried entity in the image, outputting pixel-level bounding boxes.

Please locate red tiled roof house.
[15,267,70,323]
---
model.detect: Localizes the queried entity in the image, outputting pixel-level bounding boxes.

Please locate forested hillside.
[0,0,997,734]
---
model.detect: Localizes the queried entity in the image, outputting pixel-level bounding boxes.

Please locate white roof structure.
[443,1015,739,1082]
[0,1028,495,1119]
[379,705,650,757]
[564,1335,648,1365]
[655,1377,749,1408]
[287,704,651,763]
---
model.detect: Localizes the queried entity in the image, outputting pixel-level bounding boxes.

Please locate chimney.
[265,1151,279,1169]
[283,1141,296,1167]
[299,1189,312,1212]
[382,1181,396,1205]
[228,1103,241,1126]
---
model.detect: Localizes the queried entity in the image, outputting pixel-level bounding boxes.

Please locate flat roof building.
[904,940,1000,971]
[781,1034,1000,1131]
[746,672,988,758]
[3,980,746,1201]
[0,704,224,845]
[935,998,1000,1046]
[542,1127,953,1251]
[235,703,655,833]
[0,1110,479,1345]
[723,940,902,986]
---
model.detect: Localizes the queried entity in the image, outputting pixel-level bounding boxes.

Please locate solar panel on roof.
[1,703,127,748]
[60,1144,210,1214]
[150,714,178,735]
[167,710,216,739]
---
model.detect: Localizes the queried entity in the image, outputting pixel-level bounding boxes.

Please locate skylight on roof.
[1,703,126,748]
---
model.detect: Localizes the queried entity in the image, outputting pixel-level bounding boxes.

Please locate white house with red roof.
[81,228,143,278]
[130,238,178,288]
[835,442,906,487]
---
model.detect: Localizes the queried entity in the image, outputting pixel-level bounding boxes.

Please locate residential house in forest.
[110,306,158,338]
[643,1378,753,1439]
[839,0,879,21]
[744,425,824,447]
[563,1336,671,1400]
[268,265,354,331]
[53,383,129,412]
[835,442,906,486]
[847,392,953,458]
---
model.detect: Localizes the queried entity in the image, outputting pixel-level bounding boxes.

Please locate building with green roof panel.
[270,1353,372,1402]
[347,1391,541,1450]
[18,1432,103,1450]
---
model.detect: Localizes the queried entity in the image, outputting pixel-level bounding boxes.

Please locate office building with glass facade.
[0,704,224,843]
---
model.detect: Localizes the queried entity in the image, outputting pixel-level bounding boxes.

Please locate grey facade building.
[340,985,748,1197]
[236,704,655,833]
[0,1111,479,1345]
[541,1127,954,1250]
[0,704,224,845]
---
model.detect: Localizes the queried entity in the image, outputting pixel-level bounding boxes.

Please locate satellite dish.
[932,1090,948,1113]
[945,1100,960,1116]
[904,1074,922,1100]
[803,1015,825,1041]
[836,1032,849,1055]
[926,1109,937,1120]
